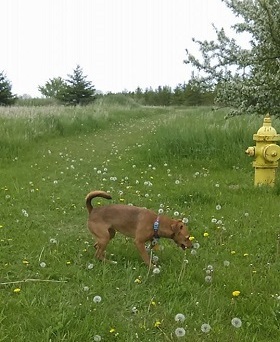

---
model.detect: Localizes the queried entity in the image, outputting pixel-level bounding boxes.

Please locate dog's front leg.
[134,239,152,267]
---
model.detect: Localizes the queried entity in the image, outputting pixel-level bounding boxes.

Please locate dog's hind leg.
[92,227,116,262]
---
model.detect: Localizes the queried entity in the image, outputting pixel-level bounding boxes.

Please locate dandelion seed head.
[93,335,102,341]
[175,327,186,337]
[174,313,185,322]
[153,267,161,274]
[174,211,179,217]
[93,295,102,303]
[201,323,211,333]
[216,204,222,210]
[182,217,188,224]
[158,208,164,214]
[40,262,46,268]
[191,249,197,255]
[205,275,212,283]
[231,317,242,328]
[224,260,230,266]
[193,242,200,249]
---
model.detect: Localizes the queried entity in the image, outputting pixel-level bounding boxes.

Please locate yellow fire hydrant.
[245,114,280,186]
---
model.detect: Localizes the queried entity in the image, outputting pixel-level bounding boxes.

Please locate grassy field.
[1,99,280,341]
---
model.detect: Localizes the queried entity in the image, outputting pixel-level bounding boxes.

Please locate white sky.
[1,0,240,97]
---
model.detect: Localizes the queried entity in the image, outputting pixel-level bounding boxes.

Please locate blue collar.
[151,216,160,249]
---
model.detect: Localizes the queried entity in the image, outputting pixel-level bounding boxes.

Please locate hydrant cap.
[256,114,279,137]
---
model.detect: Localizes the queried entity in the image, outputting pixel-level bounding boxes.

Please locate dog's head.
[171,220,193,250]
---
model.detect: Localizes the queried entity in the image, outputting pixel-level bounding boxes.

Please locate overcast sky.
[1,0,240,97]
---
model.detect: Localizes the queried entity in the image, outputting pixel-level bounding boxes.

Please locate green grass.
[1,102,280,341]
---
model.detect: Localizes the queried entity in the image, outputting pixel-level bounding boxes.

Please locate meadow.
[1,97,280,341]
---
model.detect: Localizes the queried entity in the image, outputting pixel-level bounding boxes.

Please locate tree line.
[1,0,279,115]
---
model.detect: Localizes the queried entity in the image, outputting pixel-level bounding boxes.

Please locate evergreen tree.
[0,71,16,105]
[184,0,280,116]
[57,65,96,106]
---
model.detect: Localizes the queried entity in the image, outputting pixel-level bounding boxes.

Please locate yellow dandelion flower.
[232,290,240,297]
[203,232,209,237]
[120,198,125,202]
[243,253,249,257]
[231,250,236,255]
[13,288,21,293]
[66,261,71,265]
[189,236,195,241]
[0,225,3,228]
[134,278,142,284]
[22,260,29,265]
[151,300,156,306]
[154,320,161,328]
[252,270,257,273]
[109,328,116,333]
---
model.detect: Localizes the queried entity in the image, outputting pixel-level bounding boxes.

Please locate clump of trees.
[184,0,280,116]
[39,65,96,106]
[0,71,16,106]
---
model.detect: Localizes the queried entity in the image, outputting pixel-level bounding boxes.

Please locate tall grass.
[1,102,280,341]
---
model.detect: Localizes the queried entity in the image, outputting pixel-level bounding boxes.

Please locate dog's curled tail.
[85,190,112,213]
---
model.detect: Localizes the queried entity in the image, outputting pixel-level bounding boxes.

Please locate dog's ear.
[171,221,184,233]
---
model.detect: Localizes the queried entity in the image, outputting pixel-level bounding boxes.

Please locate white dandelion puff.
[201,323,211,333]
[93,295,102,303]
[175,327,186,337]
[231,317,242,328]
[174,313,185,322]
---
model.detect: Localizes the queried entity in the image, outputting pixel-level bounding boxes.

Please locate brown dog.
[86,190,193,266]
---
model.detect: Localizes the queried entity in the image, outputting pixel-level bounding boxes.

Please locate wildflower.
[243,253,249,257]
[207,265,214,271]
[22,209,29,217]
[205,275,212,283]
[216,204,222,210]
[13,288,21,293]
[211,218,217,223]
[203,232,209,237]
[152,255,159,263]
[201,323,211,333]
[153,267,161,274]
[83,286,89,291]
[193,242,200,249]
[109,328,116,333]
[134,277,142,284]
[87,263,94,269]
[175,180,180,184]
[93,335,102,341]
[189,236,195,241]
[231,317,242,328]
[231,250,236,255]
[232,290,240,297]
[158,208,164,214]
[93,295,102,303]
[223,260,230,266]
[66,261,71,265]
[154,320,161,328]
[174,211,179,217]
[0,225,3,228]
[131,306,138,314]
[191,249,197,255]
[182,217,188,224]
[49,238,57,244]
[174,313,185,322]
[40,262,46,268]
[174,327,186,337]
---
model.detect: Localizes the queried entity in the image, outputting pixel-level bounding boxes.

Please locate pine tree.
[0,71,16,105]
[57,65,96,106]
